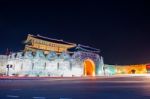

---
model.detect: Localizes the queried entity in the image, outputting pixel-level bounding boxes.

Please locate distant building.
[104,64,148,75]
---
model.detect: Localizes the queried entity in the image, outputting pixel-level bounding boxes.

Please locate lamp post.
[6,65,9,76]
[6,65,12,76]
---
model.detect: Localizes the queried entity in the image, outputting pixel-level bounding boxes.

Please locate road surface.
[0,76,150,99]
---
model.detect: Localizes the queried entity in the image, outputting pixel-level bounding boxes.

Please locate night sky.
[0,0,150,65]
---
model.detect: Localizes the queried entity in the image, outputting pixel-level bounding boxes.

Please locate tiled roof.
[30,34,76,46]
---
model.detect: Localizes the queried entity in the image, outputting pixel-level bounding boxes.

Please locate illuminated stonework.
[5,34,104,77]
[2,34,149,77]
[6,51,103,77]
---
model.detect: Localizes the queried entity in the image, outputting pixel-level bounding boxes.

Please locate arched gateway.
[72,50,104,76]
[83,59,95,76]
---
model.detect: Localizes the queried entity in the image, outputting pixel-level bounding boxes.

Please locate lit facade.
[5,34,104,77]
[2,34,149,77]
[24,34,76,54]
[104,64,148,75]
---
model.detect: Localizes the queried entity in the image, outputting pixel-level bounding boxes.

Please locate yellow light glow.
[83,59,95,76]
[115,64,147,74]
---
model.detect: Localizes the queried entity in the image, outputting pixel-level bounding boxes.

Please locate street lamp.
[6,64,12,76]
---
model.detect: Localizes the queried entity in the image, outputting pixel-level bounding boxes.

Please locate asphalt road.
[1,76,150,99]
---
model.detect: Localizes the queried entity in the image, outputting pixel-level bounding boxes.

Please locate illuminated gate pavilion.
[6,34,104,77]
